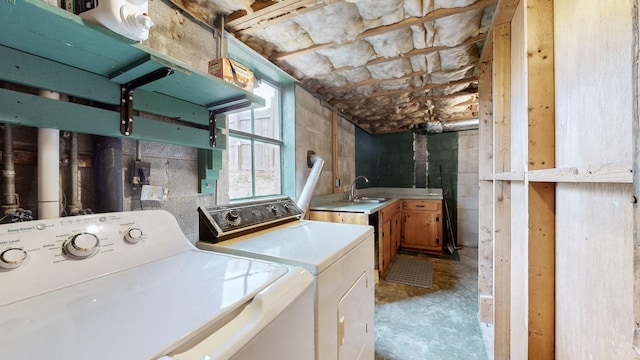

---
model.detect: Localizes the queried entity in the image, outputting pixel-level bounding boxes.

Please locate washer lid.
[0,250,288,360]
[200,220,373,274]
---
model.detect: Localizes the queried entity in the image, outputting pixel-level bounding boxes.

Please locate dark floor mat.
[384,255,433,288]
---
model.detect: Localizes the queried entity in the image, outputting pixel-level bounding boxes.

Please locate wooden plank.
[0,88,227,150]
[494,171,524,181]
[478,180,494,324]
[494,180,511,358]
[492,20,512,359]
[478,61,493,180]
[526,0,555,358]
[270,0,497,60]
[478,58,494,325]
[634,0,640,355]
[480,0,522,63]
[528,163,633,183]
[332,111,339,193]
[494,23,511,174]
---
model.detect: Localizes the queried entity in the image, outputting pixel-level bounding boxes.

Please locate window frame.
[227,79,284,201]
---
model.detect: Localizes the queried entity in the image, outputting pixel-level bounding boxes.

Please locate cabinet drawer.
[402,200,441,211]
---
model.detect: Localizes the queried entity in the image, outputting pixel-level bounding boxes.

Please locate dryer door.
[338,272,374,359]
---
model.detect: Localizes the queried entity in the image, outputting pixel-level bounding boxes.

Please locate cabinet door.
[391,213,401,259]
[402,210,441,251]
[381,219,392,275]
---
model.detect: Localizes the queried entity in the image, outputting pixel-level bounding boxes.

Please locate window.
[228,80,282,200]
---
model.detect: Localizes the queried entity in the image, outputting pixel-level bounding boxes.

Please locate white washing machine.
[196,197,375,360]
[0,210,314,360]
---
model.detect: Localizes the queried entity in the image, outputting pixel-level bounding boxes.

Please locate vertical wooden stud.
[493,21,512,359]
[526,0,555,358]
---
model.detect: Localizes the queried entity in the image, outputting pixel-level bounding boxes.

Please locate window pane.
[229,137,252,199]
[254,141,281,196]
[253,82,280,140]
[228,110,252,133]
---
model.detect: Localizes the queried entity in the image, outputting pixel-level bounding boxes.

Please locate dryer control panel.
[198,197,303,243]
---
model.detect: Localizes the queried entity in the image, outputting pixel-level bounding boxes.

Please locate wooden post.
[526,0,555,358]
[492,21,512,359]
[332,111,339,193]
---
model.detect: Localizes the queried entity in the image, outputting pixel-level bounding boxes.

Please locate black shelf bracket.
[208,111,218,147]
[120,67,174,136]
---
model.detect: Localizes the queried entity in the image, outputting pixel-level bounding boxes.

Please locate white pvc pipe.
[38,90,61,219]
[296,153,325,219]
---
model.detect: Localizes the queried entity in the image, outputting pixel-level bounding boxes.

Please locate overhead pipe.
[416,118,479,134]
[38,90,61,219]
[296,151,325,219]
[2,124,18,215]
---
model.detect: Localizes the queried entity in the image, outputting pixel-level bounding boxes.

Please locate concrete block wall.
[122,140,217,242]
[457,130,479,248]
[294,86,334,198]
[337,116,356,193]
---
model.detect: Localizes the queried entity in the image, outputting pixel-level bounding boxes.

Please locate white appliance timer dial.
[0,248,28,269]
[124,228,143,243]
[65,233,100,259]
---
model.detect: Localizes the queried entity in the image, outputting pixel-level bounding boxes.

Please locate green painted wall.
[427,132,458,242]
[355,128,414,188]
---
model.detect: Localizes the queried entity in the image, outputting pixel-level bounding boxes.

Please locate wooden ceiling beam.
[314,34,486,94]
[227,0,335,33]
[329,77,478,103]
[269,0,497,61]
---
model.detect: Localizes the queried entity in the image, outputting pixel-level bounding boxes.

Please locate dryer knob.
[65,233,100,259]
[124,228,143,243]
[0,248,28,269]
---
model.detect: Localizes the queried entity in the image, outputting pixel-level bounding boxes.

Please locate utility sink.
[340,196,391,204]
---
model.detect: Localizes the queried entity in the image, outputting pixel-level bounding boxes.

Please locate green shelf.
[0,0,264,148]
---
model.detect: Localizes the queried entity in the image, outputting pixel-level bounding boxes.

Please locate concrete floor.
[374,247,488,360]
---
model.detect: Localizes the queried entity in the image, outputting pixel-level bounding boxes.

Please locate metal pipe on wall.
[94,136,123,213]
[38,90,61,219]
[68,132,81,215]
[2,124,18,215]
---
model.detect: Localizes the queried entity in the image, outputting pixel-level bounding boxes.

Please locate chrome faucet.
[349,175,369,200]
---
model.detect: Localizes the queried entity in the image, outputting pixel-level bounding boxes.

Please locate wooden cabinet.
[379,201,401,276]
[308,211,368,225]
[401,199,443,254]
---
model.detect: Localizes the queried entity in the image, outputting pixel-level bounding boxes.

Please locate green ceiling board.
[0,88,227,150]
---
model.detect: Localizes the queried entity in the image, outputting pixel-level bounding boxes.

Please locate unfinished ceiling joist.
[195,0,498,133]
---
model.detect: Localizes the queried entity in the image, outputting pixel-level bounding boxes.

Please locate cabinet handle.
[436,216,439,222]
[416,205,425,208]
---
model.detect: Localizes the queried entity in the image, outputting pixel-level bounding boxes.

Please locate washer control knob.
[268,205,277,213]
[227,210,240,221]
[124,228,143,243]
[65,233,100,259]
[0,248,28,269]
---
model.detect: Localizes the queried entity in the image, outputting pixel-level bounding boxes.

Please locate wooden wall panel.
[555,183,634,359]
[554,0,632,168]
[553,0,636,358]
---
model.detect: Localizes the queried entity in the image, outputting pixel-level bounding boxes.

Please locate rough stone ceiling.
[172,0,496,133]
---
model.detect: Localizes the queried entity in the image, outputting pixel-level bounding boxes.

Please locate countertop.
[309,187,443,214]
